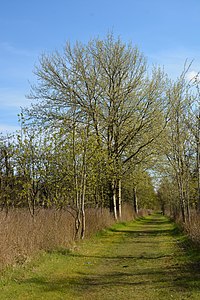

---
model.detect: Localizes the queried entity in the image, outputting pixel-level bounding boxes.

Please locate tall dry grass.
[184,211,200,245]
[0,209,74,269]
[0,204,141,270]
[167,209,200,245]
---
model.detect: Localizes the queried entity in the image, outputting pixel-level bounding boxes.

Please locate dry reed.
[0,204,139,270]
[184,211,200,244]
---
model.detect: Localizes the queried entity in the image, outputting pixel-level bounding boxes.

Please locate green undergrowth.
[1,213,200,299]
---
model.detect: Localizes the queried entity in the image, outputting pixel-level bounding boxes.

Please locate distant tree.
[0,134,15,211]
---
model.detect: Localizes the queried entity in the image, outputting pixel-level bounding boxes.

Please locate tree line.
[157,65,200,221]
[0,34,200,237]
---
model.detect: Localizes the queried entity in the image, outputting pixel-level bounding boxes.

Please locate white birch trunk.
[112,180,118,220]
[118,179,122,219]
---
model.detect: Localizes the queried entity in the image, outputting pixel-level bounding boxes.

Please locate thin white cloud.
[0,88,31,108]
[0,124,20,135]
[186,70,200,83]
[0,42,37,84]
[0,88,33,135]
[148,48,200,80]
[0,42,36,57]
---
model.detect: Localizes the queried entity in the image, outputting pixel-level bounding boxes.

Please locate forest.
[0,34,200,268]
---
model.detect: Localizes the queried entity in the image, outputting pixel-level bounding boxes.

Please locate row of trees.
[1,34,200,237]
[157,66,200,221]
[0,123,156,238]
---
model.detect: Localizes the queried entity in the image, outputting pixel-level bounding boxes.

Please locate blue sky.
[1,0,200,134]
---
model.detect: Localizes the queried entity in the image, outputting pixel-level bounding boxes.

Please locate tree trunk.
[133,186,138,214]
[179,186,186,223]
[197,120,200,211]
[118,179,122,219]
[176,166,186,223]
[112,180,118,220]
[75,210,81,240]
[80,172,86,239]
[185,173,191,222]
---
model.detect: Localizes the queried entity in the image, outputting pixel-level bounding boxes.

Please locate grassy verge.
[1,213,200,299]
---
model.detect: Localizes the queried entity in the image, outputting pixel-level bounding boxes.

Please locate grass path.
[1,213,200,299]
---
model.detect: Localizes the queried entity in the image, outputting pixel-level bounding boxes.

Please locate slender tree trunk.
[180,201,186,222]
[108,181,113,213]
[72,118,81,240]
[75,210,81,240]
[112,180,118,220]
[178,179,186,223]
[185,172,190,222]
[81,172,86,239]
[133,186,138,214]
[118,179,122,219]
[80,121,89,239]
[197,115,200,211]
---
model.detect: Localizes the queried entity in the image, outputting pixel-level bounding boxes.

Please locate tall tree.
[161,70,194,222]
[25,34,168,219]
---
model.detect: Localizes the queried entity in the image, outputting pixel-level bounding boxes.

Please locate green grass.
[1,213,200,299]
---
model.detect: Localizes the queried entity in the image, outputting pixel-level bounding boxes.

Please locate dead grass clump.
[120,203,136,221]
[120,204,150,221]
[85,208,115,238]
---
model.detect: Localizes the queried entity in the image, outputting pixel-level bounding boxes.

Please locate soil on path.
[1,214,200,299]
